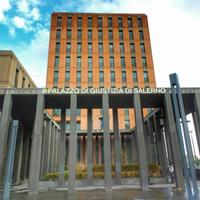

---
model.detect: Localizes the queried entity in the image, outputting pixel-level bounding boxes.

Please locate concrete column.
[47,121,52,172]
[133,93,149,191]
[50,124,55,172]
[113,108,121,185]
[58,109,66,187]
[143,122,151,164]
[164,92,184,190]
[68,94,77,194]
[54,127,58,171]
[102,94,112,191]
[193,93,200,152]
[131,132,137,163]
[29,94,44,194]
[87,108,93,185]
[0,93,12,183]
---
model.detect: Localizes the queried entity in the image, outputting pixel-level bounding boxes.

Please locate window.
[77,43,82,54]
[88,43,92,55]
[67,30,71,40]
[66,43,71,54]
[98,17,102,27]
[77,71,81,82]
[142,57,147,68]
[57,16,62,27]
[56,43,60,54]
[55,56,59,69]
[78,30,82,40]
[110,71,115,82]
[67,16,72,27]
[144,71,149,82]
[56,30,61,40]
[140,43,145,54]
[110,57,114,69]
[118,17,122,27]
[137,16,142,28]
[99,57,103,71]
[132,71,138,82]
[128,17,132,28]
[130,43,135,54]
[78,17,82,27]
[77,57,81,71]
[54,71,58,83]
[108,17,112,27]
[109,30,113,40]
[14,68,19,87]
[125,120,130,129]
[121,57,125,70]
[88,57,92,71]
[88,71,93,82]
[122,71,126,82]
[139,31,144,40]
[66,57,70,71]
[88,30,92,40]
[53,109,61,116]
[65,71,70,81]
[88,17,92,27]
[120,43,124,54]
[65,122,70,131]
[109,43,114,54]
[99,71,104,82]
[77,121,81,131]
[119,31,123,40]
[22,77,25,88]
[98,30,103,40]
[129,30,134,41]
[131,57,136,68]
[99,43,103,54]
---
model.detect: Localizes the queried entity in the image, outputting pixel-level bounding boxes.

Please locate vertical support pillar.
[47,121,52,172]
[0,93,12,183]
[164,92,184,190]
[50,124,55,172]
[133,93,149,191]
[29,94,44,194]
[102,94,112,191]
[131,132,137,163]
[68,94,77,194]
[143,122,151,164]
[113,108,121,185]
[87,108,93,185]
[58,109,66,187]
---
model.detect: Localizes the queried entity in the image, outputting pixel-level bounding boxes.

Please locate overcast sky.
[0,0,200,88]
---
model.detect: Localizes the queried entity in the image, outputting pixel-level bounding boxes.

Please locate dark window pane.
[88,71,93,82]
[108,17,112,27]
[67,30,71,40]
[131,57,136,68]
[88,30,92,40]
[111,71,115,82]
[56,30,61,40]
[57,16,62,27]
[54,71,58,82]
[77,57,81,71]
[56,43,60,54]
[66,57,70,71]
[142,57,147,68]
[144,71,149,82]
[109,30,113,40]
[130,43,135,54]
[77,43,82,54]
[78,30,82,40]
[132,71,138,82]
[140,43,145,54]
[66,43,71,54]
[98,30,103,40]
[120,43,124,54]
[109,43,114,54]
[110,57,114,69]
[99,43,103,54]
[118,17,122,27]
[139,31,144,40]
[88,57,92,71]
[88,43,92,55]
[119,31,123,40]
[55,56,59,69]
[128,17,132,28]
[78,17,82,27]
[99,71,104,82]
[121,57,125,70]
[77,71,81,82]
[67,17,71,27]
[88,17,92,27]
[65,71,70,81]
[98,17,102,27]
[138,16,142,28]
[129,30,134,40]
[122,71,126,82]
[99,57,104,71]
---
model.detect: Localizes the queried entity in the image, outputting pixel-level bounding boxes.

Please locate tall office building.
[46,12,156,164]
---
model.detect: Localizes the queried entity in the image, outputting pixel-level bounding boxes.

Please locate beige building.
[0,50,36,88]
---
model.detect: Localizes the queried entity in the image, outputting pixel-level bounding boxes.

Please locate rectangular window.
[137,16,142,28]
[119,30,123,40]
[129,30,134,41]
[56,43,60,54]
[55,56,59,69]
[121,57,125,70]
[142,57,147,68]
[66,57,70,71]
[131,57,136,68]
[98,30,103,40]
[67,30,71,40]
[78,17,82,27]
[88,17,92,27]
[77,121,81,131]
[109,43,114,54]
[132,71,138,82]
[98,43,103,54]
[144,71,149,82]
[98,17,102,27]
[109,30,113,40]
[88,43,92,55]
[139,31,144,40]
[56,30,61,40]
[77,71,81,82]
[108,17,112,27]
[99,57,103,71]
[130,43,135,54]
[67,16,72,27]
[120,43,124,54]
[110,71,115,82]
[78,30,82,40]
[118,17,122,27]
[88,71,93,82]
[65,71,70,81]
[99,71,104,82]
[22,77,25,88]
[128,17,132,28]
[66,43,71,54]
[57,16,62,27]
[88,57,92,71]
[14,68,19,87]
[77,57,81,71]
[140,43,145,54]
[88,30,92,40]
[122,71,126,82]
[110,57,114,69]
[77,43,82,54]
[54,71,58,83]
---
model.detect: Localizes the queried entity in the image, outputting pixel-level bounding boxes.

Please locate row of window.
[57,15,143,28]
